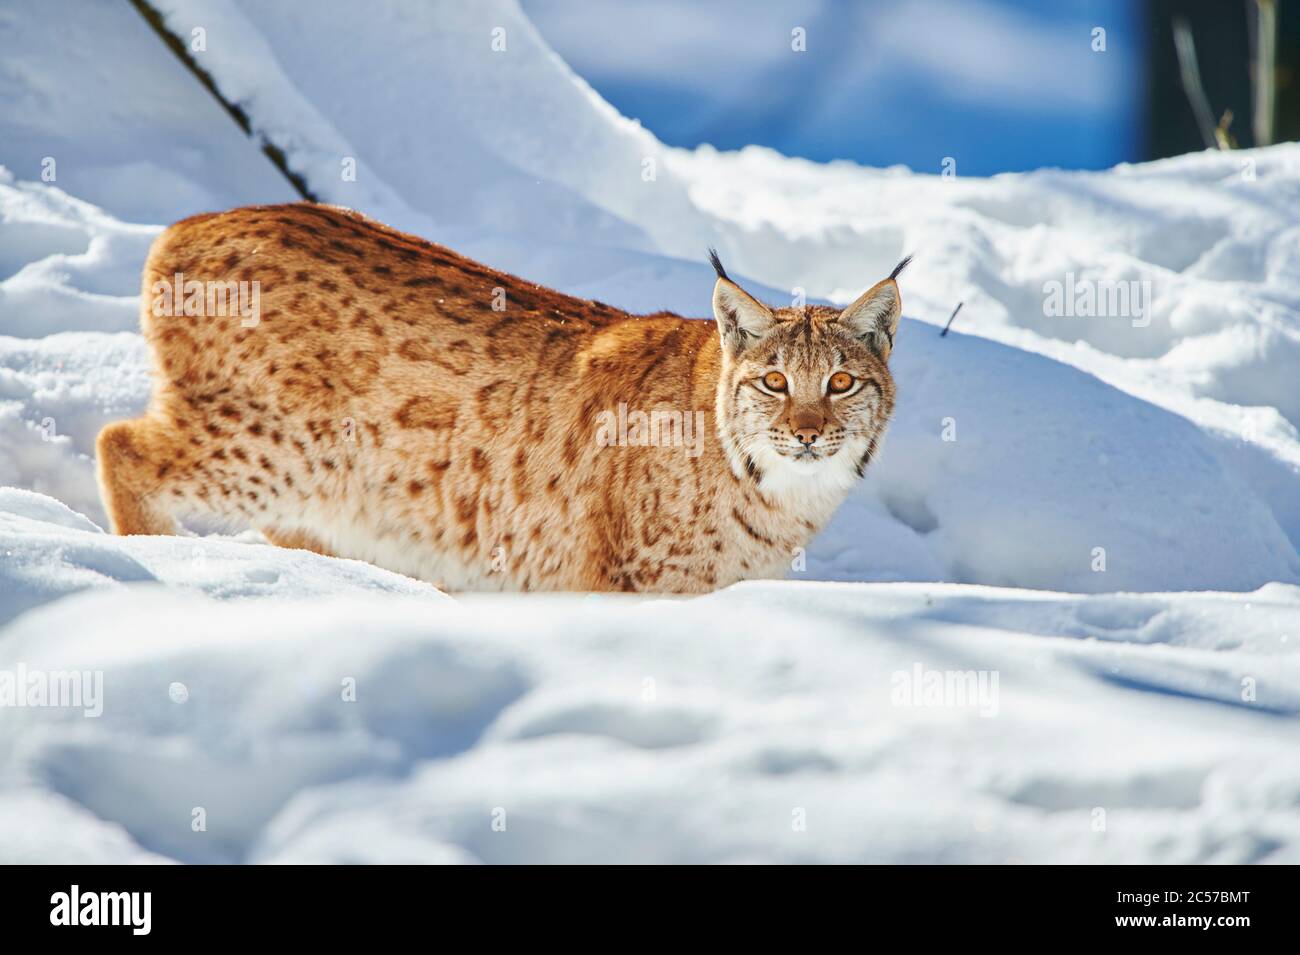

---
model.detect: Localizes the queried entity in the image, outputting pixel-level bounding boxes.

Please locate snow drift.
[2,493,1298,863]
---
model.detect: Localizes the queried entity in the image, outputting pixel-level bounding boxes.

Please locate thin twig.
[1250,0,1277,147]
[1172,17,1222,150]
[127,0,319,201]
[1215,109,1236,150]
[940,301,963,337]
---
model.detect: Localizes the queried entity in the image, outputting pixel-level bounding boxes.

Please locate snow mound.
[1,557,1297,863]
[0,488,447,629]
[0,175,159,336]
[836,323,1300,591]
[670,144,1300,436]
[0,0,292,223]
[0,329,150,525]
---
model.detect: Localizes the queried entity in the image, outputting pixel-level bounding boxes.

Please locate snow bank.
[0,330,147,526]
[0,0,292,223]
[0,172,159,336]
[842,323,1299,591]
[0,487,446,629]
[1,502,1297,864]
[144,0,712,256]
[668,146,1300,534]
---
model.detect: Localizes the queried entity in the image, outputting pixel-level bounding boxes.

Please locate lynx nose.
[790,411,823,447]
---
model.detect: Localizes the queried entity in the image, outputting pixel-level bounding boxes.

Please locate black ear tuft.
[889,254,914,281]
[707,247,729,281]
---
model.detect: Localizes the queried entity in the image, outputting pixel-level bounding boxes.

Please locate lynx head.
[710,250,908,497]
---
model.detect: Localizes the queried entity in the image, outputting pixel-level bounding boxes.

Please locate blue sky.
[523,0,1144,175]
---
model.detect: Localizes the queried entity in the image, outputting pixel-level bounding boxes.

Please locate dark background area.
[1147,0,1299,155]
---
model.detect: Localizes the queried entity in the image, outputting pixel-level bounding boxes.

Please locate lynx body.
[97,203,906,592]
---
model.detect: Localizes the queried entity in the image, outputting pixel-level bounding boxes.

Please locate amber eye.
[762,371,788,392]
[828,372,855,394]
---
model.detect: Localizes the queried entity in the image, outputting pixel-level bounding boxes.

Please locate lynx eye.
[762,371,788,392]
[828,372,855,394]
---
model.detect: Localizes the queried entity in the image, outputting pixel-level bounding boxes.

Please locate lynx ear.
[709,249,774,357]
[837,256,911,361]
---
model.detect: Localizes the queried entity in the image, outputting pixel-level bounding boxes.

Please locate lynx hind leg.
[261,527,335,557]
[95,417,184,536]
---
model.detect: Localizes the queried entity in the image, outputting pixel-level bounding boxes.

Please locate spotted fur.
[97,203,906,593]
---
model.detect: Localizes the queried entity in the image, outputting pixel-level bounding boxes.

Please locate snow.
[0,0,291,223]
[520,0,1142,173]
[3,549,1298,863]
[0,486,447,629]
[1,0,1298,863]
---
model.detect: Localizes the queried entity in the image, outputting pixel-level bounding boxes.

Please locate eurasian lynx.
[97,203,907,592]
